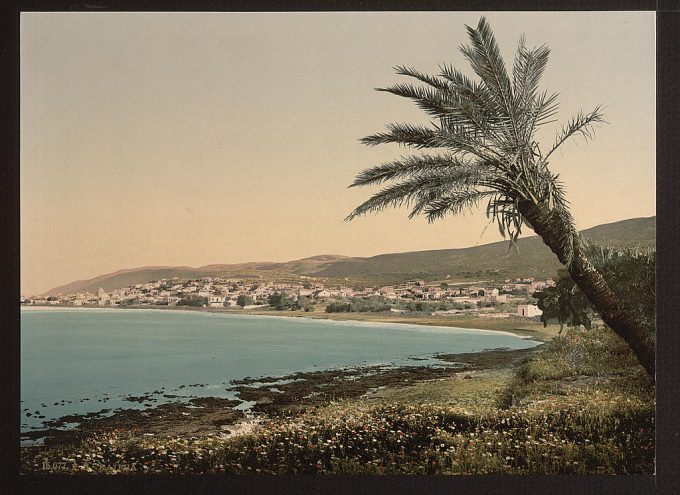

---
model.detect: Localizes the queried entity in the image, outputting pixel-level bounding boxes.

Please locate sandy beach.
[23,304,561,342]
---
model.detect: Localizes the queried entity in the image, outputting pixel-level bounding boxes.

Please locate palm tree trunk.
[518,200,655,381]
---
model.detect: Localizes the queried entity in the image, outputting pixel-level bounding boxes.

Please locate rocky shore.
[21,346,541,452]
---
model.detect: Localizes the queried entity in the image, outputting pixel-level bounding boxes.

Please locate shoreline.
[20,325,654,475]
[21,345,542,450]
[22,304,560,342]
[21,305,549,448]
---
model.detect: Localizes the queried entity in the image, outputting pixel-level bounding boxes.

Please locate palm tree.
[346,17,655,380]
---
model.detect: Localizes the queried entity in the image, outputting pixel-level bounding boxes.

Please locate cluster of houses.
[22,276,554,318]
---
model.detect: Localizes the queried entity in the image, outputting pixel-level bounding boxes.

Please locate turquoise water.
[21,308,539,435]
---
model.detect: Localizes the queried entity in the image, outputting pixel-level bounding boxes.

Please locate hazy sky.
[20,11,656,295]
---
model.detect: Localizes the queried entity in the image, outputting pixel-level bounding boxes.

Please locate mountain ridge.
[42,216,655,296]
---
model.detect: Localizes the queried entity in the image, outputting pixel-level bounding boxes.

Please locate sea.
[21,307,540,440]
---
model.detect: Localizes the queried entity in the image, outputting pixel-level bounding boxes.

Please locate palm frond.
[486,195,524,248]
[423,189,495,222]
[394,65,450,92]
[512,41,550,110]
[460,17,517,139]
[376,82,453,117]
[407,166,496,219]
[545,105,606,159]
[439,63,503,123]
[349,154,472,188]
[438,62,513,144]
[345,167,490,221]
[429,123,503,161]
[512,41,556,140]
[360,123,439,149]
[530,91,560,128]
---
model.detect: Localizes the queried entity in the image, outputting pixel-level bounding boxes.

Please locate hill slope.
[314,216,655,285]
[43,216,655,295]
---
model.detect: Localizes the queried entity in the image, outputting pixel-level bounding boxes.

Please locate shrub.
[237,295,254,307]
[325,302,352,313]
[177,296,208,307]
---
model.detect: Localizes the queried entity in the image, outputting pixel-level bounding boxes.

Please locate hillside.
[43,216,655,296]
[314,216,655,285]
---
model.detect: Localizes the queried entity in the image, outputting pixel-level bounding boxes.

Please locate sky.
[20,11,656,296]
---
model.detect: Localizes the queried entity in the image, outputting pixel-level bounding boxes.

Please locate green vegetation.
[22,325,653,475]
[177,296,208,307]
[534,246,655,338]
[324,296,482,315]
[325,297,392,313]
[236,295,254,307]
[497,325,653,409]
[345,16,654,378]
[267,292,300,311]
[325,302,352,313]
[587,245,656,337]
[533,270,593,331]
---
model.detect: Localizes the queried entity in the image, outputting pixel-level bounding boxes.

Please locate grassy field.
[22,324,654,475]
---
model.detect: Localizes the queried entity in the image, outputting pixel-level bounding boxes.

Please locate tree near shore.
[237,294,253,307]
[346,17,655,380]
[534,245,656,336]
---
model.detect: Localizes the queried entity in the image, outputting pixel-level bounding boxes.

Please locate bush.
[536,245,655,337]
[588,245,655,336]
[326,302,351,313]
[497,325,653,409]
[268,293,300,311]
[237,295,254,307]
[177,296,208,307]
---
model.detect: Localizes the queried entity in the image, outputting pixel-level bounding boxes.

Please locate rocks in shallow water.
[188,397,240,409]
[21,364,476,453]
[124,394,152,403]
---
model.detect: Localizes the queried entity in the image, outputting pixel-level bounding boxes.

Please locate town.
[22,276,555,319]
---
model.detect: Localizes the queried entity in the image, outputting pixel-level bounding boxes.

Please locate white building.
[97,288,111,306]
[314,290,331,299]
[208,295,225,307]
[517,304,542,317]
